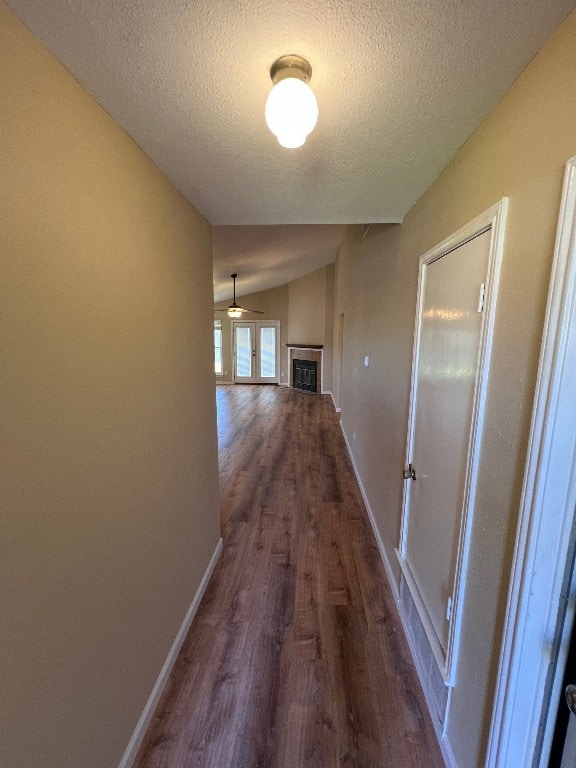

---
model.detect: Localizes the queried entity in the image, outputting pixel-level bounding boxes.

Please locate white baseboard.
[441,735,458,768]
[278,382,289,387]
[395,598,457,768]
[330,392,341,412]
[338,422,453,768]
[118,537,223,768]
[339,422,399,604]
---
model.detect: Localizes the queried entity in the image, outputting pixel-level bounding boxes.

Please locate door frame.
[396,199,508,685]
[232,320,280,384]
[486,157,576,767]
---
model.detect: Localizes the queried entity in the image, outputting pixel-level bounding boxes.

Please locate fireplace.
[293,358,318,393]
[287,344,323,393]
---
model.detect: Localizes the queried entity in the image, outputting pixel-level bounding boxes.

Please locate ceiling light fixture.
[265,55,318,149]
[214,274,265,318]
[227,271,243,317]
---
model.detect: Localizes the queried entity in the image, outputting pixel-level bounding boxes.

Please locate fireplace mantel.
[286,343,323,349]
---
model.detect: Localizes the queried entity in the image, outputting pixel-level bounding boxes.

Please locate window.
[214,320,223,375]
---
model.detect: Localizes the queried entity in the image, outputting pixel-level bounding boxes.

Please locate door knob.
[403,463,416,481]
[565,684,576,715]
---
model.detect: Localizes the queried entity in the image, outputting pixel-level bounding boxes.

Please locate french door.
[233,321,279,384]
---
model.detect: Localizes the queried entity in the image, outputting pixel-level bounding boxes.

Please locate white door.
[397,210,506,683]
[233,322,279,384]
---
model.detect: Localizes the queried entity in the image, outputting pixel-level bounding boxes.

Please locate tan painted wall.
[323,264,335,392]
[214,284,289,383]
[0,5,220,768]
[288,266,328,345]
[331,226,366,410]
[333,11,576,768]
[288,265,334,392]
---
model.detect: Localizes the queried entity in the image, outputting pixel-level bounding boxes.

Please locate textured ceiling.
[6,0,573,228]
[6,0,573,298]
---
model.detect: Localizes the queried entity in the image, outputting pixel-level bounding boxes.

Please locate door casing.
[486,157,576,768]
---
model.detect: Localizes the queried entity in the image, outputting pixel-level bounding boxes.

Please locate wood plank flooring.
[134,385,444,768]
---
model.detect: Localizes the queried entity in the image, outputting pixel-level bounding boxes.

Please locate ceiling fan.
[215,273,264,318]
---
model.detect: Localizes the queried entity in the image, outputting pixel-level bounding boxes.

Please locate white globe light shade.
[265,77,318,148]
[227,307,242,318]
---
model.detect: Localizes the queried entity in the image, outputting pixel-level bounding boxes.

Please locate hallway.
[134,385,443,767]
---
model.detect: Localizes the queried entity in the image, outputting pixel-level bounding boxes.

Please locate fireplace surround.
[286,344,323,393]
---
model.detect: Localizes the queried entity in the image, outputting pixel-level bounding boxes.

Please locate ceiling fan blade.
[213,306,264,314]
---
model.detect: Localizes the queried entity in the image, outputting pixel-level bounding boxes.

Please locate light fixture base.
[269,55,312,85]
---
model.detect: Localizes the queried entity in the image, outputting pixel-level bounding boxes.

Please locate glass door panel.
[259,326,277,379]
[234,324,254,382]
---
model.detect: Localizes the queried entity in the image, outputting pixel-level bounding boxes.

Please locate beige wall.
[0,4,220,767]
[288,265,335,391]
[323,264,335,392]
[333,10,576,768]
[288,266,328,345]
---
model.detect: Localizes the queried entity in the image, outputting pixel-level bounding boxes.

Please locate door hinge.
[446,596,453,622]
[477,283,486,313]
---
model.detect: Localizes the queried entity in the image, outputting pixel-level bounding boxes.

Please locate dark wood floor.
[134,385,444,768]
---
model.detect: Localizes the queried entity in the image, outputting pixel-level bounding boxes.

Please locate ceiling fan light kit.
[265,55,318,149]
[214,274,265,318]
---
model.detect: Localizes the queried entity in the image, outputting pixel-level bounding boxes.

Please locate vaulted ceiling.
[6,0,573,300]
